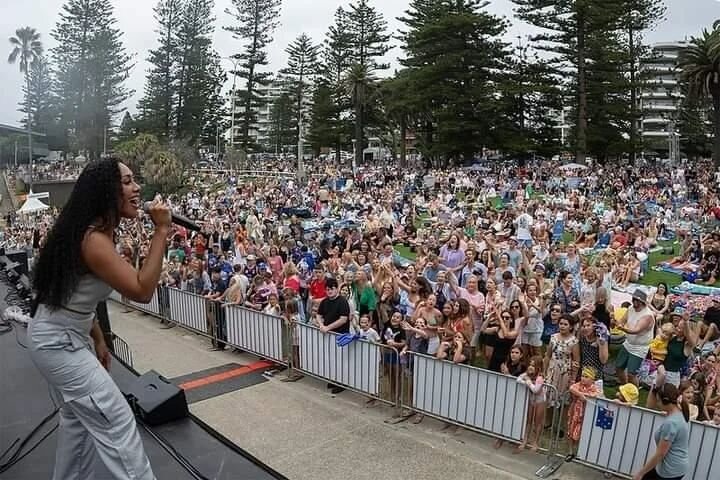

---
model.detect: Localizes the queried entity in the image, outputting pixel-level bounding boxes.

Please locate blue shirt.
[654,411,689,478]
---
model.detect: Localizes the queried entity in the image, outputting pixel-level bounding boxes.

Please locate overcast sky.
[0,0,717,125]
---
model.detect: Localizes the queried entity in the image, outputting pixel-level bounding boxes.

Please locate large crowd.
[5,157,720,455]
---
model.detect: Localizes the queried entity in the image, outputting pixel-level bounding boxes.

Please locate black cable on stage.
[136,417,210,480]
[0,408,59,475]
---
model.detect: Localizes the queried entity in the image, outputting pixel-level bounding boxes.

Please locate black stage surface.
[0,292,284,479]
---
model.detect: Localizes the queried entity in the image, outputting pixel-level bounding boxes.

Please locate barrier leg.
[536,388,565,478]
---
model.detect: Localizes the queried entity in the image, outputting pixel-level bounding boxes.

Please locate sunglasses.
[502,315,512,320]
[511,305,520,309]
[551,309,561,313]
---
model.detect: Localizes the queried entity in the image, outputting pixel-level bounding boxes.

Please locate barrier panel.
[576,399,662,477]
[575,399,720,480]
[225,304,287,364]
[124,288,161,316]
[401,353,529,443]
[166,287,209,335]
[295,322,398,404]
[112,333,134,369]
[687,420,720,480]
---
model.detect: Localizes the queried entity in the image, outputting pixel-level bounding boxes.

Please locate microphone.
[143,202,201,232]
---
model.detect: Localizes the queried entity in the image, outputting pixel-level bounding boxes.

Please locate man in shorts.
[617,289,655,386]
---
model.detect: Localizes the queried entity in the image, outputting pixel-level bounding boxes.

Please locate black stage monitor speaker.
[124,370,188,426]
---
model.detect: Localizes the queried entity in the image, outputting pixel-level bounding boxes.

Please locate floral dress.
[567,381,602,442]
[547,333,578,398]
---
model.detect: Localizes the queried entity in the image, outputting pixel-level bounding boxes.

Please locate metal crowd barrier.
[399,352,529,443]
[126,288,161,316]
[225,303,288,365]
[111,333,134,369]
[165,287,209,335]
[575,398,720,480]
[292,322,399,406]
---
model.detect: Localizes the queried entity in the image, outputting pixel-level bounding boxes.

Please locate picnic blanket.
[670,282,720,297]
[653,263,688,276]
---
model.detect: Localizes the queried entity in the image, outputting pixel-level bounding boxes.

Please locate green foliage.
[143,150,184,194]
[116,133,161,176]
[280,33,321,147]
[344,0,391,167]
[51,0,133,159]
[224,0,282,151]
[397,0,509,165]
[18,56,56,135]
[310,7,354,162]
[268,93,296,154]
[679,27,720,166]
[136,0,184,140]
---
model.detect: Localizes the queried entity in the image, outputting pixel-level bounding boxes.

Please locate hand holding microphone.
[145,197,172,229]
[143,199,201,231]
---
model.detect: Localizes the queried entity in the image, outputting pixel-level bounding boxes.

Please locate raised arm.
[83,204,171,303]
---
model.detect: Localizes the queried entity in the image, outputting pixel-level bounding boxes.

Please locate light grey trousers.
[29,311,155,480]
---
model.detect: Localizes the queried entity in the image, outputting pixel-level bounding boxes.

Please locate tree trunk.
[26,75,33,191]
[354,84,363,172]
[576,11,588,164]
[713,93,720,169]
[399,115,407,169]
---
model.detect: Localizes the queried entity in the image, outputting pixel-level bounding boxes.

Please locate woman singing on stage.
[29,158,170,480]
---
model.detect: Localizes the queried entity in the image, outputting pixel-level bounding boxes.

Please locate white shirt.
[515,213,533,240]
[623,306,654,358]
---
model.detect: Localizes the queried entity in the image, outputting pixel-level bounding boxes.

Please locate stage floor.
[0,294,283,479]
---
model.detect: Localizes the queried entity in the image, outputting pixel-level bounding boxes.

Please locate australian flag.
[596,406,614,430]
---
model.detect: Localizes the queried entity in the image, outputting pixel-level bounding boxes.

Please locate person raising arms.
[29,159,170,480]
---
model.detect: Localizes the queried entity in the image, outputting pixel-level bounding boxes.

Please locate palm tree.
[679,28,720,167]
[8,27,42,184]
[344,63,377,173]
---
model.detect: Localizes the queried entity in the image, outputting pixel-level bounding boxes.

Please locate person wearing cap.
[616,289,655,386]
[616,383,640,406]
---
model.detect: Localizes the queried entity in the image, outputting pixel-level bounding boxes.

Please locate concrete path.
[109,302,610,480]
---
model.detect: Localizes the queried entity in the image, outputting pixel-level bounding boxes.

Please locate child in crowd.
[400,318,429,423]
[358,314,381,343]
[567,367,602,458]
[706,402,720,427]
[516,356,546,453]
[501,345,527,377]
[615,383,639,406]
[281,300,303,382]
[638,322,674,388]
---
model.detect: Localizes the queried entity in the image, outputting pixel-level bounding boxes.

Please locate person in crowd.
[632,384,690,480]
[575,315,609,391]
[566,367,603,459]
[616,289,655,386]
[516,355,546,453]
[615,383,640,406]
[545,314,579,400]
[315,277,350,394]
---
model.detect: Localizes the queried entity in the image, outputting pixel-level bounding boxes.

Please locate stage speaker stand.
[124,370,189,426]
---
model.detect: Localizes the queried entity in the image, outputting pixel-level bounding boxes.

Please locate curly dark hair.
[33,158,123,310]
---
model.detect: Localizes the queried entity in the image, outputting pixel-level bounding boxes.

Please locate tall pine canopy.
[137,0,184,140]
[224,0,283,151]
[51,0,133,158]
[398,0,509,165]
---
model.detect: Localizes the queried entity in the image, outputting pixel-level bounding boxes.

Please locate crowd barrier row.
[111,286,719,479]
[577,398,720,480]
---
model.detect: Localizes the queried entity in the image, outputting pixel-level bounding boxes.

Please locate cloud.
[0,0,714,127]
